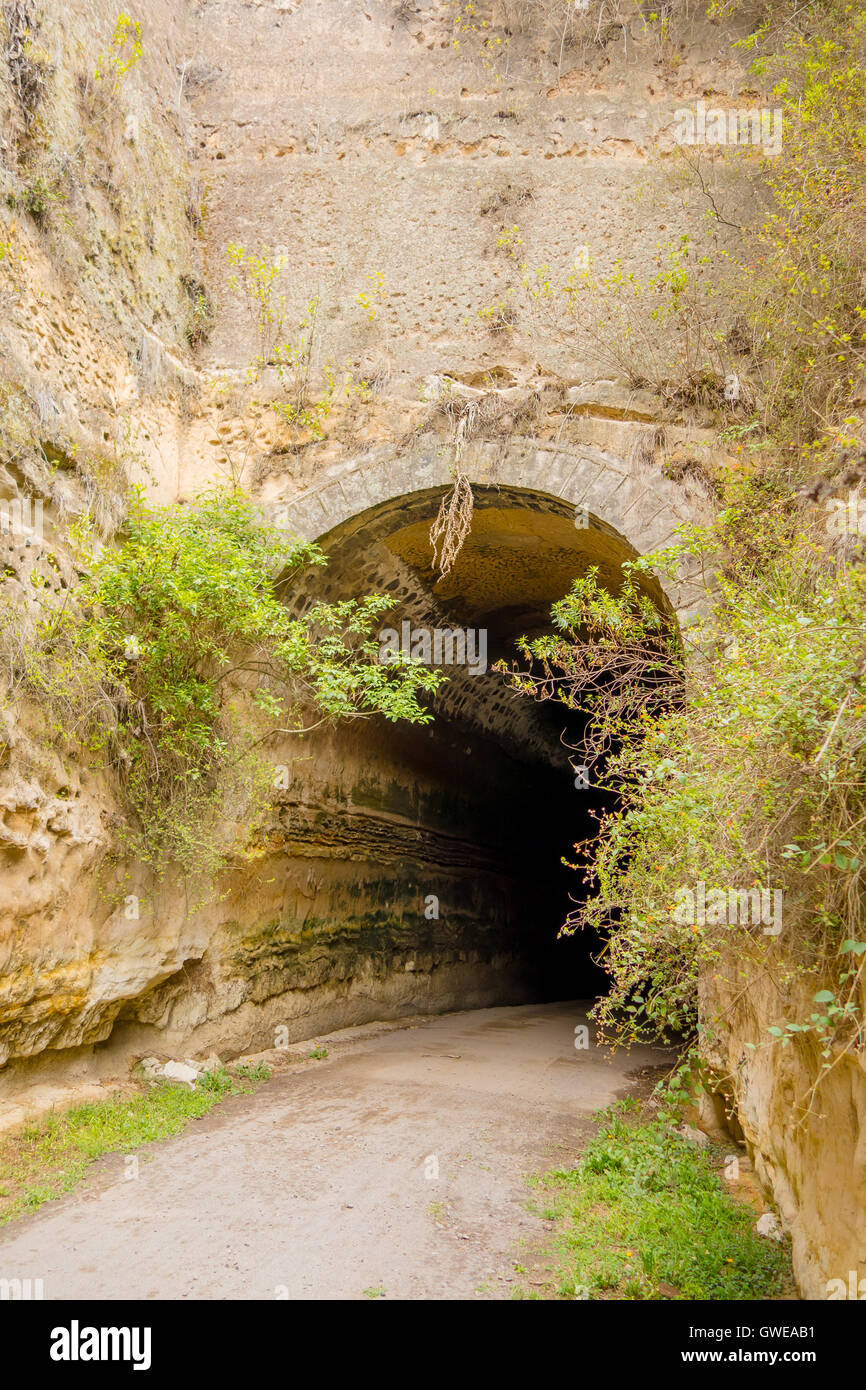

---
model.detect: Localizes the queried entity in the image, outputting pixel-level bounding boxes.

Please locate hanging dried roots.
[429,471,474,579]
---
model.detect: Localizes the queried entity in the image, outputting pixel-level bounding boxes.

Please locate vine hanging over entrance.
[429,469,474,579]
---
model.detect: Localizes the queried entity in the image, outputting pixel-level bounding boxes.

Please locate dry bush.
[2,0,50,128]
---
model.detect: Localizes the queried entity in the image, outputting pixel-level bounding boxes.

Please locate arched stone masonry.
[271,435,713,627]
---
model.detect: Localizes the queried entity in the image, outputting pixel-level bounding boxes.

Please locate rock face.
[702,958,866,1301]
[0,0,857,1300]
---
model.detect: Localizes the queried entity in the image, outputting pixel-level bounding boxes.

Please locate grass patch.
[523,1104,793,1301]
[0,1065,270,1226]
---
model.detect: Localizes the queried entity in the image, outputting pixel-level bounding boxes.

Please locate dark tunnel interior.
[283,484,670,1014]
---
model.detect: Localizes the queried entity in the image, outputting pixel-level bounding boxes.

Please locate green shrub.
[510,519,866,1063]
[3,487,444,875]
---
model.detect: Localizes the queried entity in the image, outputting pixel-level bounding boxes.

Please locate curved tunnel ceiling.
[292,483,670,773]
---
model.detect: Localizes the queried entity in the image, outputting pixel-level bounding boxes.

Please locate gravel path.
[0,1001,674,1300]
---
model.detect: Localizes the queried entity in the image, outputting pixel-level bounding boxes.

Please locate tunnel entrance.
[269,482,670,1021]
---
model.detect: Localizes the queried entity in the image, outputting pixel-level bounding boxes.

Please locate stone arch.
[272,435,712,626]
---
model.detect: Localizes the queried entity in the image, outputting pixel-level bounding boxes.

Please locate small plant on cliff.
[566,236,735,407]
[181,275,215,349]
[6,169,66,228]
[93,11,142,88]
[268,303,335,441]
[355,270,387,323]
[4,488,444,876]
[492,225,738,412]
[227,243,288,355]
[226,246,337,446]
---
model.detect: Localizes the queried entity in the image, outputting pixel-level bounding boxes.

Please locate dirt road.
[0,1002,674,1300]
